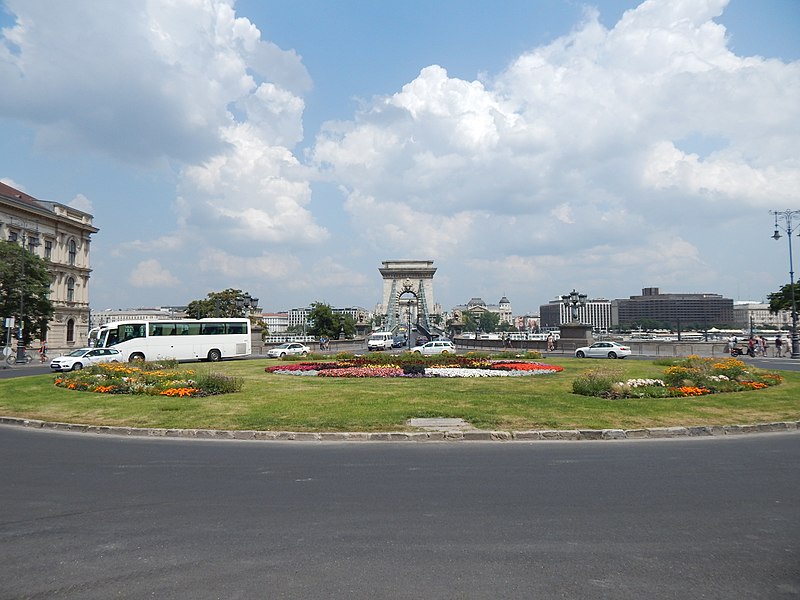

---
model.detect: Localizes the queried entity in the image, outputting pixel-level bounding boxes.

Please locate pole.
[771,209,800,359]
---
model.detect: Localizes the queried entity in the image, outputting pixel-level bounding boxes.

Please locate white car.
[410,340,456,355]
[50,347,122,371]
[575,341,631,359]
[267,342,310,358]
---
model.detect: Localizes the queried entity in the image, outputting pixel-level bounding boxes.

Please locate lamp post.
[770,209,800,359]
[561,289,587,323]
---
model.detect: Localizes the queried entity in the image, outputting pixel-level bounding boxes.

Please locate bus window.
[176,323,201,336]
[151,323,178,336]
[119,324,146,342]
[201,323,224,335]
[226,322,247,335]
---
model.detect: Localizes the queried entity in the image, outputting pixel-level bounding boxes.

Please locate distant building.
[612,287,734,329]
[91,307,182,327]
[1,182,98,350]
[260,312,288,334]
[539,297,612,330]
[733,302,792,330]
[452,297,514,326]
[288,305,370,333]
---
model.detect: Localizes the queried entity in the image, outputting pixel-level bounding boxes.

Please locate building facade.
[1,182,98,350]
[612,287,734,329]
[733,302,793,330]
[539,297,613,330]
[452,297,514,326]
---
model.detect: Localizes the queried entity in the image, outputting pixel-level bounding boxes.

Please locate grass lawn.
[1,357,798,432]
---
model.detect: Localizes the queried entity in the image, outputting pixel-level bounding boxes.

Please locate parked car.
[392,336,407,348]
[410,340,456,355]
[575,341,631,359]
[267,342,310,358]
[50,347,122,371]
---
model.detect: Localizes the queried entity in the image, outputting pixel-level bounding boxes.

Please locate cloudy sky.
[1,0,798,315]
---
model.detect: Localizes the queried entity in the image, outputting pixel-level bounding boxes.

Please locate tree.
[768,283,800,314]
[307,302,338,339]
[0,241,54,345]
[186,289,254,318]
[462,311,501,333]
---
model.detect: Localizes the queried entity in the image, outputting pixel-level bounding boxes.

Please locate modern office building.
[539,297,613,330]
[1,182,98,350]
[612,287,734,329]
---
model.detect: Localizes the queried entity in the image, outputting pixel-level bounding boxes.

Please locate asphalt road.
[1,427,798,599]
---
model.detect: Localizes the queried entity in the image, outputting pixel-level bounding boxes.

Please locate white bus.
[89,318,251,362]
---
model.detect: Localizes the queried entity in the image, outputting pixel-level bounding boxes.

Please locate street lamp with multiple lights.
[561,289,587,323]
[770,209,800,359]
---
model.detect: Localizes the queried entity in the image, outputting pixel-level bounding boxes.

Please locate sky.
[1,0,799,315]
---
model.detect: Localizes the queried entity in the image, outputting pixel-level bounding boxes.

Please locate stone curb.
[1,416,798,442]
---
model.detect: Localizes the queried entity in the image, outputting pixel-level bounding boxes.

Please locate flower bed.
[266,356,563,378]
[54,361,242,397]
[572,356,782,398]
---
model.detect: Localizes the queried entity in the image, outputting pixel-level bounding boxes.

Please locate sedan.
[267,342,310,358]
[410,340,456,355]
[575,341,631,359]
[50,347,122,371]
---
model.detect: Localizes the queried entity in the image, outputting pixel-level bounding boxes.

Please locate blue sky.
[1,0,799,315]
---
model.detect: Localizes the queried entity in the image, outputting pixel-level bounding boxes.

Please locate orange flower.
[159,387,199,397]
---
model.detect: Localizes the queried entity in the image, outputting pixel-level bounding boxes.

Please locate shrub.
[572,369,620,397]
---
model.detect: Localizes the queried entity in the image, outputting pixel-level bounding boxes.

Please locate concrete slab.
[407,417,472,430]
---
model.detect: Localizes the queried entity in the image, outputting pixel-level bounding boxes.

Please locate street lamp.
[770,209,800,359]
[561,289,587,323]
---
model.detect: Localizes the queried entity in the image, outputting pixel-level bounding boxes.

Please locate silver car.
[50,347,122,371]
[575,341,631,359]
[267,342,310,358]
[410,340,456,355]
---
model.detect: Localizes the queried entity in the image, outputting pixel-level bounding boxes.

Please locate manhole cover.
[407,418,472,430]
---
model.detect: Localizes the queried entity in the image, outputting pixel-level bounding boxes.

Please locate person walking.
[775,335,784,358]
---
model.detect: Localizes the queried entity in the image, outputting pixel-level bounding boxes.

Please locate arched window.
[68,239,77,266]
[66,319,75,343]
[67,277,75,302]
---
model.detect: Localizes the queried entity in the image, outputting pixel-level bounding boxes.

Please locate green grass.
[0,358,798,432]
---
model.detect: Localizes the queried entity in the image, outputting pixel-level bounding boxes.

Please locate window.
[8,231,17,243]
[66,319,75,343]
[67,277,75,302]
[68,239,77,265]
[44,240,52,260]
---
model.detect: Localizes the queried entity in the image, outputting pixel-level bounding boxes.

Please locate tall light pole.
[770,209,800,359]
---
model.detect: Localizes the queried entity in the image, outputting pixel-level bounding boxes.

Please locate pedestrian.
[759,336,768,356]
[546,333,555,352]
[775,335,784,358]
[38,340,48,363]
[727,335,737,355]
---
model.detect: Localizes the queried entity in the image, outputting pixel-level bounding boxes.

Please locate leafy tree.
[768,283,800,314]
[0,241,54,345]
[462,311,501,333]
[307,302,339,339]
[186,289,255,318]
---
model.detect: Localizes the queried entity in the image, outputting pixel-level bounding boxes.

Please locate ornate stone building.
[1,182,98,351]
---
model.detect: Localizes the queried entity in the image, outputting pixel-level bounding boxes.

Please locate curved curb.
[1,416,798,442]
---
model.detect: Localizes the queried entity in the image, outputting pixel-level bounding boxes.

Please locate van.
[368,331,395,351]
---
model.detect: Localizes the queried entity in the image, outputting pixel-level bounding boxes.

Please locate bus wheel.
[207,349,222,362]
[129,353,145,362]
